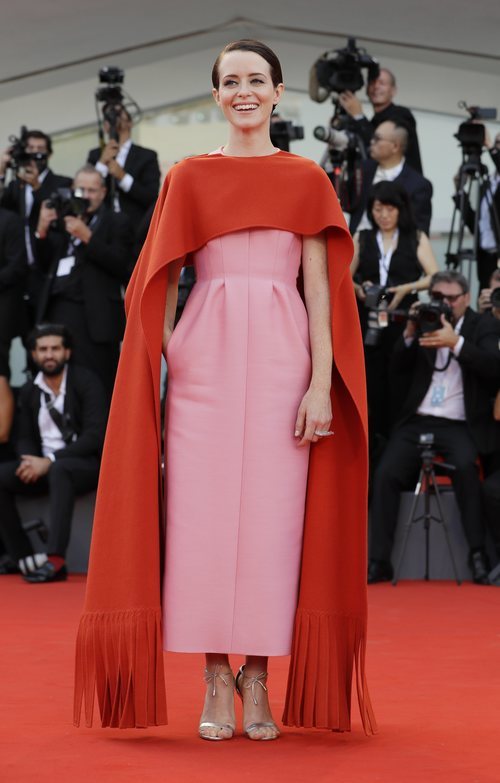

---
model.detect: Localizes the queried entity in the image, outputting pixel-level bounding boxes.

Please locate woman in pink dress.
[162,40,334,741]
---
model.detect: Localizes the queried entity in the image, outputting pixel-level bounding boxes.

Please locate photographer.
[34,165,134,400]
[478,271,500,563]
[0,208,27,458]
[338,67,423,173]
[454,129,500,290]
[0,324,106,583]
[351,181,438,448]
[0,130,71,320]
[368,271,500,585]
[349,120,433,235]
[87,104,160,232]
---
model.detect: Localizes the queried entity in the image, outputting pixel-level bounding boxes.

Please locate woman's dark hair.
[27,323,73,350]
[211,39,283,89]
[367,180,416,234]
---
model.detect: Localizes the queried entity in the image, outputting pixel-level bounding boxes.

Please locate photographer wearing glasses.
[34,165,134,401]
[349,120,433,235]
[368,271,500,585]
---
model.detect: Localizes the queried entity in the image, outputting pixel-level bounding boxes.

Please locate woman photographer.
[351,180,438,453]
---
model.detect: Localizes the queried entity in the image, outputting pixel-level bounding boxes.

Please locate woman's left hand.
[294,387,333,446]
[386,284,409,311]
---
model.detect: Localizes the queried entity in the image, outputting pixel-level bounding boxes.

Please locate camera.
[309,37,379,102]
[95,66,125,104]
[7,126,48,172]
[454,102,497,157]
[410,301,453,335]
[490,287,500,308]
[310,38,378,212]
[362,285,393,347]
[270,120,304,152]
[46,188,90,230]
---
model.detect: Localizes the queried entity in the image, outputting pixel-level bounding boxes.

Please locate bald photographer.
[368,271,500,585]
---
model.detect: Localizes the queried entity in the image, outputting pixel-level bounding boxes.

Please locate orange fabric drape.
[74,152,377,735]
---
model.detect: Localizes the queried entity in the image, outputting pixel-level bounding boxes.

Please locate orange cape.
[74,151,377,734]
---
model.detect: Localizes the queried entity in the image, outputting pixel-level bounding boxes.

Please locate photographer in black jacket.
[0,324,106,583]
[0,130,71,321]
[87,104,160,233]
[368,271,500,585]
[339,67,423,173]
[35,165,133,400]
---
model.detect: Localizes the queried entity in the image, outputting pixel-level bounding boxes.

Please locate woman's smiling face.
[212,50,284,130]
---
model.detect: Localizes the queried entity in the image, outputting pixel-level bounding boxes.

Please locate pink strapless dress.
[162,229,311,655]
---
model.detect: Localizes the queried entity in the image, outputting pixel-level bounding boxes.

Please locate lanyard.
[376,229,399,286]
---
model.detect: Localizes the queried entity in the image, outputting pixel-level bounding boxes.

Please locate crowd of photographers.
[0,46,499,586]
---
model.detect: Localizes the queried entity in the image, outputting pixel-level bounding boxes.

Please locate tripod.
[392,447,461,585]
[446,150,500,287]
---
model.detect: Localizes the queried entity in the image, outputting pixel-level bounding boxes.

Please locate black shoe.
[468,550,490,585]
[367,559,393,584]
[0,554,19,575]
[23,562,67,584]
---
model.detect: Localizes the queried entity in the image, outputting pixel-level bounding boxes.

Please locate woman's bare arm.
[295,231,333,445]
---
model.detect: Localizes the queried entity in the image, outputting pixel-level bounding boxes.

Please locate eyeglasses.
[430,291,466,304]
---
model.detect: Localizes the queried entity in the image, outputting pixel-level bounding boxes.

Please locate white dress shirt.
[416,316,466,421]
[95,138,134,212]
[25,167,49,264]
[34,366,68,458]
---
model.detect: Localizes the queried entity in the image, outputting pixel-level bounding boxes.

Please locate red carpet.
[1,576,498,783]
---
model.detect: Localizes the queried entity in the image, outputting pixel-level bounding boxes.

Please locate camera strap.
[42,391,74,444]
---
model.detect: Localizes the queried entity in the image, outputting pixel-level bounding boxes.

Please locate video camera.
[270,120,304,152]
[94,66,141,144]
[7,126,48,172]
[309,37,379,103]
[455,102,497,158]
[309,38,379,211]
[45,187,90,231]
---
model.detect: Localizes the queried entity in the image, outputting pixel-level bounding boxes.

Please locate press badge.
[430,384,446,407]
[56,255,76,277]
[377,310,389,328]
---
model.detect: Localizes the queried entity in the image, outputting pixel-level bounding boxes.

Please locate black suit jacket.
[349,159,433,235]
[35,205,133,344]
[16,365,106,461]
[87,143,160,228]
[0,208,27,344]
[352,103,423,174]
[391,308,500,454]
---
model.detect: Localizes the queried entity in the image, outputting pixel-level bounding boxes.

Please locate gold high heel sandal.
[235,665,280,741]
[198,665,235,741]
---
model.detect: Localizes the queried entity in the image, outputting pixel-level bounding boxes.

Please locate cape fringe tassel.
[73,609,167,729]
[282,609,378,735]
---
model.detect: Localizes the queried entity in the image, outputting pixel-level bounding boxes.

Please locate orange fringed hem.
[282,609,378,734]
[74,609,167,729]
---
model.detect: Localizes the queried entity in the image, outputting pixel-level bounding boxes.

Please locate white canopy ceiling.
[2,0,499,102]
